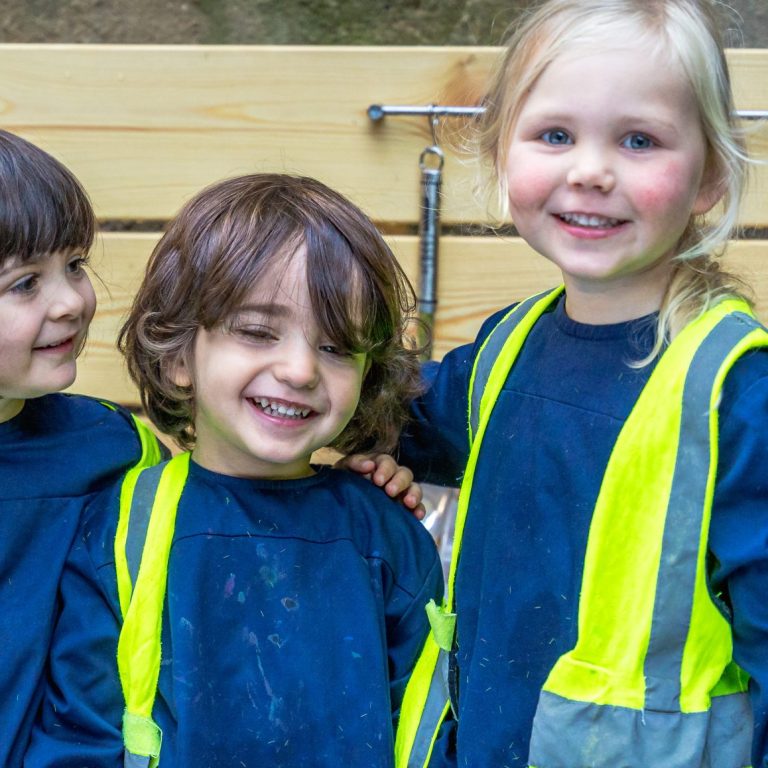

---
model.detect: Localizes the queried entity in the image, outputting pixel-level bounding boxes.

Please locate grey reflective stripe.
[645,312,758,710]
[529,689,752,768]
[125,462,169,588]
[124,751,152,768]
[469,289,555,439]
[706,689,755,765]
[407,649,451,768]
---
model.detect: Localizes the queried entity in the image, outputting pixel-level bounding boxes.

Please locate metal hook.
[368,103,768,122]
[419,144,444,172]
[419,109,444,175]
[366,104,487,121]
[429,109,440,148]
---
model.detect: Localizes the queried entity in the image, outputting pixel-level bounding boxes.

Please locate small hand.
[337,453,426,520]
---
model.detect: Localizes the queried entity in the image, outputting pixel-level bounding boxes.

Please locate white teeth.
[254,398,311,419]
[36,338,69,350]
[561,212,621,228]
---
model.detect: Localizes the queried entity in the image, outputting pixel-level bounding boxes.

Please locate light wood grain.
[6,44,765,408]
[72,233,768,405]
[1,45,767,225]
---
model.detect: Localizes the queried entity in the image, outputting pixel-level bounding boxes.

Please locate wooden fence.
[2,45,766,406]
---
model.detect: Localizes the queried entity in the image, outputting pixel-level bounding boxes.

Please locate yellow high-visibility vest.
[115,452,191,767]
[396,288,767,768]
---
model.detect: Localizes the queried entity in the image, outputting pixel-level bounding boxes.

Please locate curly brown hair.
[118,173,424,454]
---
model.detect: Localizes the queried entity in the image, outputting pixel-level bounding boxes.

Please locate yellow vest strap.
[128,415,165,473]
[394,633,451,768]
[468,287,563,442]
[115,452,191,766]
[425,599,456,652]
[122,711,162,767]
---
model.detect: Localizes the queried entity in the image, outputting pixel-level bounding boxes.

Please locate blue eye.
[540,129,572,146]
[623,133,654,150]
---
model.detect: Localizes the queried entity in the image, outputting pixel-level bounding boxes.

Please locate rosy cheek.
[631,162,693,213]
[633,186,670,211]
[506,160,555,210]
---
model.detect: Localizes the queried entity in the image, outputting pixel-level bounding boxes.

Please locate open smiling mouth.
[251,398,312,420]
[34,335,76,352]
[559,213,625,228]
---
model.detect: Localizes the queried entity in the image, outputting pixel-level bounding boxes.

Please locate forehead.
[236,244,308,309]
[228,239,366,331]
[521,40,697,124]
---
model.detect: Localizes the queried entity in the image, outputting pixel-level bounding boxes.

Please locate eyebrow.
[0,259,28,278]
[522,109,680,136]
[617,115,680,135]
[233,303,291,318]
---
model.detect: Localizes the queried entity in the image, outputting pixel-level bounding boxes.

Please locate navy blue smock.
[0,394,153,768]
[399,294,768,767]
[25,460,443,767]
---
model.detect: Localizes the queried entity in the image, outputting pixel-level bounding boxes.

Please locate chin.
[42,371,78,396]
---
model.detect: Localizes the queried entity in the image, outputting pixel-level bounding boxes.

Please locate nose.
[274,338,320,390]
[47,274,89,320]
[566,145,615,192]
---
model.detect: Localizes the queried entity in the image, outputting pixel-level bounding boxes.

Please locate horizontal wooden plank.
[72,232,768,406]
[2,45,767,225]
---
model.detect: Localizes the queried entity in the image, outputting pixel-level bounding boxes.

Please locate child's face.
[0,249,96,421]
[504,42,720,321]
[173,244,367,479]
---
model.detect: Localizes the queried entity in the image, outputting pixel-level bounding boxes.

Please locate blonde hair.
[479,0,752,359]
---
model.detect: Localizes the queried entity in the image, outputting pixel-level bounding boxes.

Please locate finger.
[370,454,399,487]
[383,468,415,497]
[336,454,376,474]
[401,484,423,507]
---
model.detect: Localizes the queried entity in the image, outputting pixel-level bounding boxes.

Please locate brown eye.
[66,256,89,277]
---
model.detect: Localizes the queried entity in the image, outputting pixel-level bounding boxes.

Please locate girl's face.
[504,41,721,323]
[0,249,96,422]
[173,244,367,479]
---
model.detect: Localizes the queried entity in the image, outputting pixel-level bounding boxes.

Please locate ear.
[169,353,193,388]
[692,164,725,216]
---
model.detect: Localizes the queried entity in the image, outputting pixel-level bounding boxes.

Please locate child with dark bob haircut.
[26,173,443,768]
[0,129,162,768]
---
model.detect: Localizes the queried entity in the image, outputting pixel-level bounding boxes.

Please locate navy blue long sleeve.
[25,461,443,768]
[399,294,768,767]
[0,394,153,768]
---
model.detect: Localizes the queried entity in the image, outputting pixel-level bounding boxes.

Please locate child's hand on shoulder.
[337,453,426,520]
